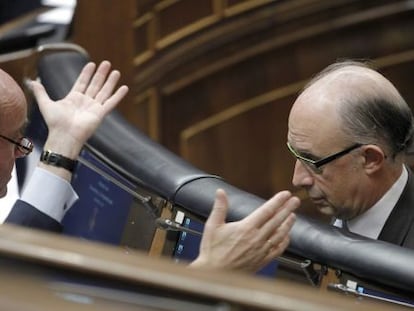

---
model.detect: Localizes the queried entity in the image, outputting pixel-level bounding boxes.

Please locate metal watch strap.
[40,150,77,172]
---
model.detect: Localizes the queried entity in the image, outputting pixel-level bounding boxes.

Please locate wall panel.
[71,0,414,221]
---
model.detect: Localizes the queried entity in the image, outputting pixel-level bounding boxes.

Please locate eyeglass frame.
[286,142,364,174]
[0,134,34,157]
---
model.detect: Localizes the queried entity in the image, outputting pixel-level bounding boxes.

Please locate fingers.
[30,80,50,110]
[246,191,295,228]
[195,190,296,273]
[267,235,290,260]
[70,61,127,105]
[205,189,229,228]
[271,213,296,246]
[100,84,129,113]
[85,61,112,98]
[70,62,97,94]
[262,214,296,259]
[94,70,121,102]
[255,196,299,242]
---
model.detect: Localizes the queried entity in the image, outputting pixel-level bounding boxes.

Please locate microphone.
[155,218,202,236]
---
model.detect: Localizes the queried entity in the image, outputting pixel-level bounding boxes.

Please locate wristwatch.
[40,150,77,172]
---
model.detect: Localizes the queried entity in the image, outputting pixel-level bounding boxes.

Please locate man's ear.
[361,145,386,174]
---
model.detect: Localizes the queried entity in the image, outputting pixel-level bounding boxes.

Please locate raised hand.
[31,61,128,160]
[190,189,299,272]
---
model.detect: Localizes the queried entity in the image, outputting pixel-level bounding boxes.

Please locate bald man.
[287,60,414,248]
[1,61,129,230]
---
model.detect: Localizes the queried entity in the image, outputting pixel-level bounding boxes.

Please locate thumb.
[205,189,229,227]
[29,80,51,108]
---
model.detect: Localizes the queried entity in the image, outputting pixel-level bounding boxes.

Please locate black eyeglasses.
[287,142,363,174]
[0,134,34,157]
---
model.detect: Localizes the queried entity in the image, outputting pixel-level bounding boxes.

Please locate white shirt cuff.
[20,167,79,222]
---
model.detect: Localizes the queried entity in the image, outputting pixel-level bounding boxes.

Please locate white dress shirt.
[19,167,78,222]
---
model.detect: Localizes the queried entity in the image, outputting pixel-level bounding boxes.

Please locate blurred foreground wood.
[0,224,406,311]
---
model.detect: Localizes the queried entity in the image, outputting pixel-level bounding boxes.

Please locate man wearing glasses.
[0,61,129,230]
[0,62,298,272]
[287,60,414,248]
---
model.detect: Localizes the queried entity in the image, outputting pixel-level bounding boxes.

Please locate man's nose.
[292,160,314,187]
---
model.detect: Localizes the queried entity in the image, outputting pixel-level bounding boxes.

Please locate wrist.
[40,150,78,173]
[44,133,83,159]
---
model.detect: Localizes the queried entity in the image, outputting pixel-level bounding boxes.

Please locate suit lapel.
[379,169,414,248]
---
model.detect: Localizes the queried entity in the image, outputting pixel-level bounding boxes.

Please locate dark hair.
[342,96,414,157]
[304,60,414,157]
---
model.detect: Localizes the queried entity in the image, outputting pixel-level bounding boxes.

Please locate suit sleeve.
[4,167,78,232]
[6,200,62,232]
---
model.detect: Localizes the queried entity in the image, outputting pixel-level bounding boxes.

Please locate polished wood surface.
[0,223,406,310]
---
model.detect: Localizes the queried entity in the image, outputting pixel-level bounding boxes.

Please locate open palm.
[32,61,128,148]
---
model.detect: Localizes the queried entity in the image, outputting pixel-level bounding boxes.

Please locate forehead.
[0,72,27,133]
[0,102,27,131]
[287,84,345,152]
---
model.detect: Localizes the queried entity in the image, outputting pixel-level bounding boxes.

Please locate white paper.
[41,0,76,8]
[37,7,74,24]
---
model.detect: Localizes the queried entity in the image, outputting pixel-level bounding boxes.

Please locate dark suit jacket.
[5,200,62,232]
[379,169,414,249]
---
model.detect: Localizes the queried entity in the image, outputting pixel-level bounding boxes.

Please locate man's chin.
[316,204,336,216]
